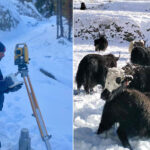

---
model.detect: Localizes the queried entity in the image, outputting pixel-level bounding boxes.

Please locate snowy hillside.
[73,1,150,150]
[0,0,42,31]
[0,1,72,150]
[74,0,150,45]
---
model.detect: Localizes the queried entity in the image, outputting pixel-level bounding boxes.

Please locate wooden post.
[19,128,31,150]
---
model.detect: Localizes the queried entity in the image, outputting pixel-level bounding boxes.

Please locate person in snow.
[0,42,22,111]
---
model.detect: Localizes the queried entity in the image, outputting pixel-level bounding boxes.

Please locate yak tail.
[75,66,83,84]
[75,61,85,89]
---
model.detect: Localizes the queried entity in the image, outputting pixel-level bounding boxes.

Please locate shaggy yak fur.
[80,2,86,10]
[131,46,150,66]
[75,53,120,93]
[94,35,108,51]
[98,84,150,150]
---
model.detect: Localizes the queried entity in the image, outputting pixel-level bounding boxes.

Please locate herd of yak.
[75,34,150,150]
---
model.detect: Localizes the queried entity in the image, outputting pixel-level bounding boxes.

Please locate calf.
[94,35,108,51]
[98,82,150,150]
[80,2,86,10]
[75,54,120,93]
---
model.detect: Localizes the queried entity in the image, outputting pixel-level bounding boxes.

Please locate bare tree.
[49,0,54,16]
[68,0,72,41]
[56,0,64,39]
[56,0,72,41]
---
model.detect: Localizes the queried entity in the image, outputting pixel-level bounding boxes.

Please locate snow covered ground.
[0,2,72,150]
[73,1,150,150]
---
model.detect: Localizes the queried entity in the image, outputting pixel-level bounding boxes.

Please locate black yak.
[75,53,120,93]
[102,64,150,98]
[80,2,86,10]
[128,40,145,53]
[127,65,150,92]
[98,80,150,150]
[131,46,150,66]
[94,35,108,51]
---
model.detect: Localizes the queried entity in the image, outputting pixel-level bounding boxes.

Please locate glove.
[9,83,23,92]
[4,77,14,88]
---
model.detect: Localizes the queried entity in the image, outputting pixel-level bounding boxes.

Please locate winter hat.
[0,42,6,52]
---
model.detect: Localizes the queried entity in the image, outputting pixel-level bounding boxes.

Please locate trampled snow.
[0,3,72,150]
[74,1,150,150]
